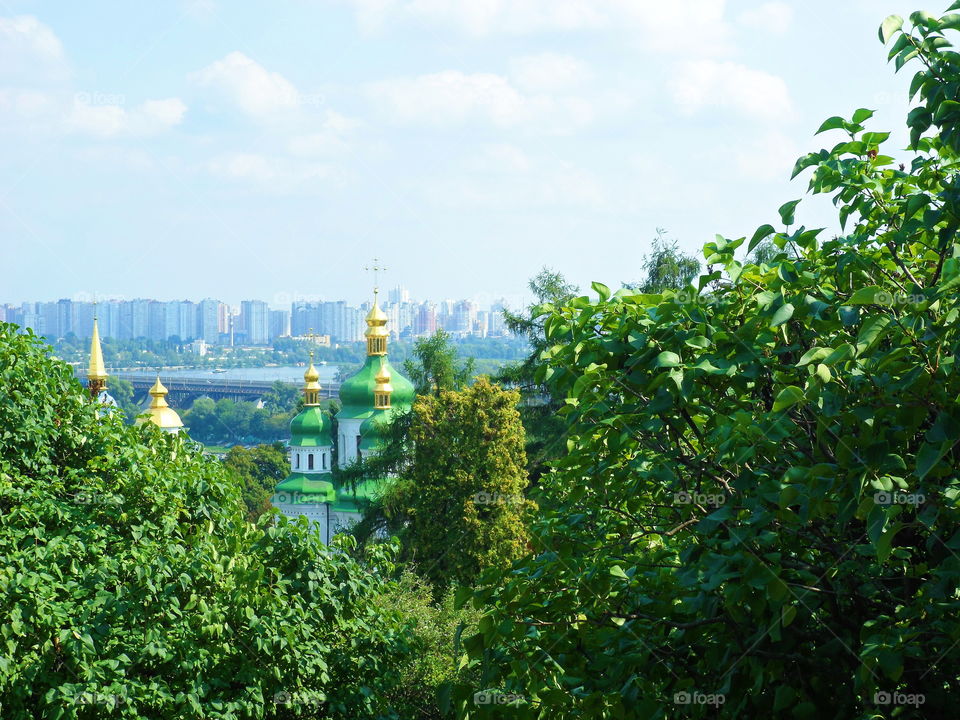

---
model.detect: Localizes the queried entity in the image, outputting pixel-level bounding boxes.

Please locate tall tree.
[390,377,534,593]
[403,329,475,397]
[628,228,701,293]
[458,8,960,718]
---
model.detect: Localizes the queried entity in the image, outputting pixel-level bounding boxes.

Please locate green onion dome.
[338,356,414,419]
[289,406,331,447]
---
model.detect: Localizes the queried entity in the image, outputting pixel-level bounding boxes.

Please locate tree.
[223,443,288,521]
[403,329,475,397]
[0,323,423,719]
[627,228,701,293]
[262,380,301,414]
[392,378,535,593]
[456,8,960,719]
[105,375,140,424]
[498,269,579,481]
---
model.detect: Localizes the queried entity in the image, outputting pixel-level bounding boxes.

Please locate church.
[270,288,414,543]
[84,288,408,544]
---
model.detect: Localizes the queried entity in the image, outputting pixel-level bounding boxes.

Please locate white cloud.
[670,60,792,121]
[0,15,67,82]
[208,152,333,191]
[67,96,187,137]
[191,52,308,118]
[509,53,591,93]
[735,129,800,180]
[738,2,793,34]
[336,0,731,55]
[287,111,355,156]
[368,70,593,131]
[467,143,531,172]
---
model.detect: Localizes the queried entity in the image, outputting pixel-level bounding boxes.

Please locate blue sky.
[0,0,925,308]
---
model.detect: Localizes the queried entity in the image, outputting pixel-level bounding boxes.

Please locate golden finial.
[374,364,393,409]
[87,315,108,398]
[303,328,321,404]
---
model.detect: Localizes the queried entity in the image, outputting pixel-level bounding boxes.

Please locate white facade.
[290,446,332,473]
[337,417,364,468]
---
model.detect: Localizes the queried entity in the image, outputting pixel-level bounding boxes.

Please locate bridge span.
[80,371,341,407]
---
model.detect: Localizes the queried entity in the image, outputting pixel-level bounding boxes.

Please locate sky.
[0,0,926,308]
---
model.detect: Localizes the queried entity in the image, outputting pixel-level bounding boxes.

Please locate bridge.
[80,371,341,407]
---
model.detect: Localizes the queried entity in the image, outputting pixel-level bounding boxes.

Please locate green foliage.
[106,375,140,424]
[456,8,960,719]
[0,324,423,719]
[390,378,535,593]
[182,395,302,446]
[373,571,481,720]
[222,443,289,521]
[403,329,476,397]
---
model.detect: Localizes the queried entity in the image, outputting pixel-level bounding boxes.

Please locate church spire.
[374,364,393,409]
[303,346,322,406]
[87,317,108,399]
[365,288,389,357]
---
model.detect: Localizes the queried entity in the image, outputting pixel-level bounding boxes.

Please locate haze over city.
[2,0,914,305]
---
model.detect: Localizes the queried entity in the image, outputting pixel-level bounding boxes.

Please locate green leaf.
[748,224,776,252]
[773,386,805,412]
[797,347,831,366]
[879,14,904,43]
[848,286,892,305]
[770,303,795,328]
[609,565,629,580]
[852,108,875,123]
[778,199,801,226]
[816,116,847,134]
[591,281,611,302]
[655,351,681,368]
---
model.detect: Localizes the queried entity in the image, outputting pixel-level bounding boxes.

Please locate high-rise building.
[198,298,221,344]
[241,300,270,345]
[269,309,290,340]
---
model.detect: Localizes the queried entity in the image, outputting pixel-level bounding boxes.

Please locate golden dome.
[136,375,184,430]
[365,289,389,325]
[304,356,321,385]
[87,318,108,381]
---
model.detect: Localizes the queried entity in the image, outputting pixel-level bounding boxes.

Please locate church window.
[308,454,314,470]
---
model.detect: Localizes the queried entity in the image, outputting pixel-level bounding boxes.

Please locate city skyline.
[1,1,914,306]
[2,286,511,344]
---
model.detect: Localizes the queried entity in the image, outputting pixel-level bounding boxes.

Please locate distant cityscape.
[0,286,513,347]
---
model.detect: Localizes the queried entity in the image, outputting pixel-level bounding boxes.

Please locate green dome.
[338,355,414,420]
[273,473,336,503]
[289,406,331,447]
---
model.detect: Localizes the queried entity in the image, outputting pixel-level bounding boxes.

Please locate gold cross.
[364,258,386,291]
[307,328,316,360]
